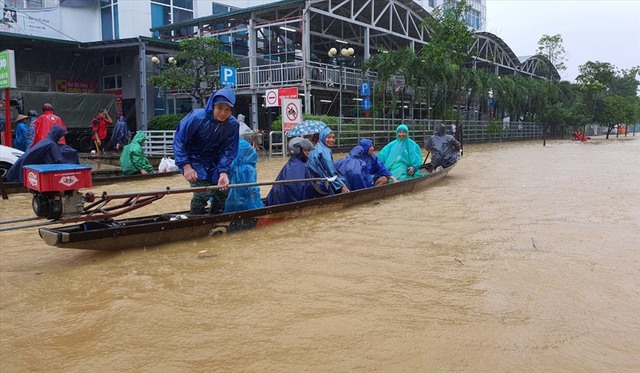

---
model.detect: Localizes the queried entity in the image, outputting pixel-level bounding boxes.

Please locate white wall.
[59,5,101,42]
[117,0,153,39]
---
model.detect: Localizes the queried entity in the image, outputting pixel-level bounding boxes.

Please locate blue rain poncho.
[224,139,264,212]
[425,122,461,168]
[13,120,30,151]
[6,125,79,183]
[111,116,131,149]
[266,152,326,206]
[120,131,154,175]
[335,145,373,191]
[359,138,392,183]
[307,126,347,192]
[377,124,424,181]
[173,86,240,184]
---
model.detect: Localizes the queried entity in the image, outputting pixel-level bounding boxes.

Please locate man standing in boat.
[173,85,240,215]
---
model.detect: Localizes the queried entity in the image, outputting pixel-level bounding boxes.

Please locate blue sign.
[220,66,236,86]
[360,82,370,97]
[361,97,371,111]
[487,98,494,108]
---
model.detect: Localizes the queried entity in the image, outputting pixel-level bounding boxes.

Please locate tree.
[536,34,567,76]
[147,37,239,107]
[421,0,476,150]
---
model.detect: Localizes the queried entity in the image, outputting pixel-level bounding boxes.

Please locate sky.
[485,0,640,82]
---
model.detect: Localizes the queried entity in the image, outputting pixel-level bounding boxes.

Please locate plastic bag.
[158,157,178,173]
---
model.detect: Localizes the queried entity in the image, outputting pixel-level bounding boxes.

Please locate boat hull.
[38,165,453,250]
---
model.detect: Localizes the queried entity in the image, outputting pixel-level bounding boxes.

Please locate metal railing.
[141,120,543,158]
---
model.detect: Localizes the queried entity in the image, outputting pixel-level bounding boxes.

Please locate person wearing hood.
[111,116,131,151]
[377,124,424,181]
[307,126,349,194]
[13,114,30,151]
[119,131,154,175]
[266,137,326,206]
[173,85,240,215]
[32,103,67,147]
[358,138,397,186]
[335,145,373,191]
[224,139,264,213]
[25,110,38,149]
[6,124,79,183]
[425,122,461,169]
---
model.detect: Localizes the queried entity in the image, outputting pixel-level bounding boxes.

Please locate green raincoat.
[120,131,154,175]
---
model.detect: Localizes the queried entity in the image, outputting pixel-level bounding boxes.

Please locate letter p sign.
[220,66,237,87]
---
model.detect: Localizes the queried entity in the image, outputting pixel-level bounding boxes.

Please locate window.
[151,0,193,38]
[103,75,122,90]
[465,8,481,30]
[212,2,233,15]
[103,55,121,66]
[100,0,119,40]
[5,0,57,9]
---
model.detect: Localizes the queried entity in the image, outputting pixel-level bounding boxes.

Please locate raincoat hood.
[47,124,67,142]
[234,139,258,167]
[359,138,373,153]
[348,145,365,159]
[206,86,236,116]
[396,124,409,139]
[132,131,147,145]
[318,126,334,145]
[435,122,446,136]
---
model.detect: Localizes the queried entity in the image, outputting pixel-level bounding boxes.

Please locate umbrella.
[286,120,327,137]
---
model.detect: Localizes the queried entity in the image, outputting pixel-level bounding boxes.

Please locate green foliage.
[486,119,503,135]
[147,37,240,107]
[148,114,186,130]
[536,34,567,73]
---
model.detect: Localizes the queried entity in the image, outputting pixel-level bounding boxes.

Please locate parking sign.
[220,66,236,86]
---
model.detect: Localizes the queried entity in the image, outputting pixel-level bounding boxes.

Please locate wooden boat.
[1,169,179,195]
[37,164,454,250]
[79,153,165,168]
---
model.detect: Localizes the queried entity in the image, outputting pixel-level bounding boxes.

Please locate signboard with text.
[265,87,299,107]
[0,50,17,89]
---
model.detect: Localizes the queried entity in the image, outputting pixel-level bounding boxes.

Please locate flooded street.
[1,137,639,372]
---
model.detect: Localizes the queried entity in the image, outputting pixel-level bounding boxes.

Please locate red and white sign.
[281,98,301,133]
[265,87,299,107]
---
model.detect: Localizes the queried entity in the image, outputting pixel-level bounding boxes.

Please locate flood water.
[1,137,639,372]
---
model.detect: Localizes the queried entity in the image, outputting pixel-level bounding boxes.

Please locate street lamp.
[328,47,355,120]
[151,55,177,114]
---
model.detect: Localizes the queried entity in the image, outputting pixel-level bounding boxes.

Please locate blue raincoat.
[26,116,36,149]
[13,121,30,151]
[425,122,461,168]
[173,86,240,184]
[307,126,347,192]
[266,152,325,206]
[377,124,424,181]
[224,139,264,212]
[6,125,79,183]
[359,138,393,183]
[110,116,131,149]
[335,145,373,191]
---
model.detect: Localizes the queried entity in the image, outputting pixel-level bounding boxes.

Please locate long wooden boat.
[2,169,179,195]
[38,164,455,250]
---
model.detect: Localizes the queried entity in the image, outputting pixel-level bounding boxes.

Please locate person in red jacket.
[91,108,113,154]
[32,103,67,147]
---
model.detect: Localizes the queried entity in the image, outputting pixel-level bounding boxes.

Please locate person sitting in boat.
[307,126,350,194]
[266,137,326,206]
[377,124,424,181]
[224,139,264,213]
[119,131,154,175]
[5,124,79,183]
[358,138,398,186]
[111,116,131,151]
[335,145,373,191]
[425,122,461,169]
[173,85,240,215]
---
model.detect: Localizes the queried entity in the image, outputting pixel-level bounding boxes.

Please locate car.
[0,145,24,180]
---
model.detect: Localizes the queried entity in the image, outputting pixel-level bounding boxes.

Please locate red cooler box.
[23,164,93,192]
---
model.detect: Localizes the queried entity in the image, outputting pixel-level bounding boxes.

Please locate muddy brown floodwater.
[1,137,639,372]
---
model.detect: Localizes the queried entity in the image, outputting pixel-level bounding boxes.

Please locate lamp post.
[328,47,355,120]
[151,55,177,114]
